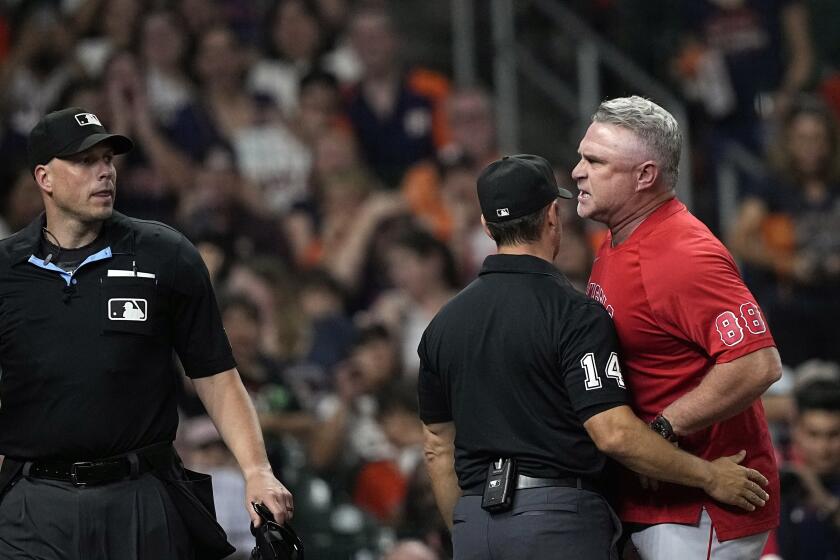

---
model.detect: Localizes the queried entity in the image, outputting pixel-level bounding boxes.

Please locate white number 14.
[581,352,625,390]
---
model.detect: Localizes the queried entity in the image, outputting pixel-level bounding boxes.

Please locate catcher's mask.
[250,502,304,560]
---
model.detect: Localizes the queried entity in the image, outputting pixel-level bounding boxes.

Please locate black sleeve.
[558,301,628,421]
[170,235,236,378]
[417,331,452,424]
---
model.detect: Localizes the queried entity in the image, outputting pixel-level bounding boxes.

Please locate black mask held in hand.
[250,502,304,560]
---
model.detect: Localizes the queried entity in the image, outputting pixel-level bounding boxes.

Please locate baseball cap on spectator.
[477,154,572,223]
[27,107,133,172]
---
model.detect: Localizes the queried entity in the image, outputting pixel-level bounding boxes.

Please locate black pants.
[452,486,621,560]
[0,473,194,559]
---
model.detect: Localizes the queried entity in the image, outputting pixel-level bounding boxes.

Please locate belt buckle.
[70,461,94,486]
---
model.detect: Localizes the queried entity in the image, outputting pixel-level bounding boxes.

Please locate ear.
[635,161,659,193]
[33,164,53,196]
[546,200,561,229]
[481,215,493,240]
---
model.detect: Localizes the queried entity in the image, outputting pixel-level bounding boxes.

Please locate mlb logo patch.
[496,208,510,217]
[108,298,147,321]
[75,113,102,127]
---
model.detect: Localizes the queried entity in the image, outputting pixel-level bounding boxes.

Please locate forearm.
[727,200,778,271]
[780,3,813,93]
[423,422,460,529]
[326,220,378,291]
[590,409,712,489]
[307,404,350,471]
[662,348,781,436]
[663,377,762,436]
[258,412,317,438]
[134,121,195,191]
[193,370,272,476]
[426,453,460,530]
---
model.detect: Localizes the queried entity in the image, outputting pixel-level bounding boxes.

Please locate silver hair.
[593,96,682,188]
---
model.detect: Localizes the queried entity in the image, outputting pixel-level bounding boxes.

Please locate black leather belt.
[516,474,600,493]
[21,443,171,487]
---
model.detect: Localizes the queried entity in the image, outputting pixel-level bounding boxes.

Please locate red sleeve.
[643,233,776,363]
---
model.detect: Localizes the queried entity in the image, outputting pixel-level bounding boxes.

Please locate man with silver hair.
[573,96,783,559]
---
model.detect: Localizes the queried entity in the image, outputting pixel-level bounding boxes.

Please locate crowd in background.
[0,0,838,558]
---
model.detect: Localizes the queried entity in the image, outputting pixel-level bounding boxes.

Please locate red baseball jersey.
[587,198,779,541]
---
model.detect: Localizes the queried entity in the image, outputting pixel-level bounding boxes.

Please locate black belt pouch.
[148,449,236,559]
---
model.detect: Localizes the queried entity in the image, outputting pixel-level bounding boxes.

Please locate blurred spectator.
[194,231,233,288]
[318,170,383,265]
[728,95,840,367]
[297,268,356,373]
[398,462,451,558]
[53,78,108,117]
[401,86,500,242]
[248,0,326,118]
[1,4,77,138]
[318,187,409,302]
[179,143,291,263]
[435,155,495,283]
[225,257,303,360]
[377,381,424,479]
[177,0,225,37]
[0,169,42,239]
[344,5,450,187]
[773,379,840,559]
[292,69,345,146]
[221,294,315,472]
[351,380,425,524]
[313,0,363,84]
[371,226,459,376]
[103,49,195,223]
[383,539,439,560]
[673,0,815,231]
[285,166,376,268]
[73,0,142,78]
[138,8,195,128]
[675,0,813,142]
[222,259,352,403]
[308,324,401,479]
[312,125,363,181]
[179,416,253,559]
[171,25,312,213]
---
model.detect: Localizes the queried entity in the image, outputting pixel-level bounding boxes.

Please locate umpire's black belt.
[515,474,600,493]
[19,442,172,487]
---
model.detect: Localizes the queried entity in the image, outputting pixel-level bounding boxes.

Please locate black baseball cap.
[27,107,133,171]
[477,154,573,223]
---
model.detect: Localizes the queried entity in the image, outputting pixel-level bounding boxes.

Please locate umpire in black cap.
[0,107,294,559]
[418,154,773,559]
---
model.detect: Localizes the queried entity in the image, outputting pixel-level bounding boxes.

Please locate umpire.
[0,108,292,559]
[418,154,772,559]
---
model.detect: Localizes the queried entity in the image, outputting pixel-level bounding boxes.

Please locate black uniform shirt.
[418,254,628,493]
[0,212,236,460]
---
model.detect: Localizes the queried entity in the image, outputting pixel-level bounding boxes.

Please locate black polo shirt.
[0,212,235,460]
[418,254,628,493]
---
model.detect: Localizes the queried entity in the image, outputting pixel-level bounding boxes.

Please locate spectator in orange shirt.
[401,87,500,241]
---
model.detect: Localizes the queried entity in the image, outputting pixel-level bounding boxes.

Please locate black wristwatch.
[649,414,678,443]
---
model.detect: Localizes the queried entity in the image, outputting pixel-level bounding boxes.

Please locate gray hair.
[593,96,682,188]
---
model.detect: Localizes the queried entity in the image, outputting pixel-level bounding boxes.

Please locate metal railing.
[452,0,695,209]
